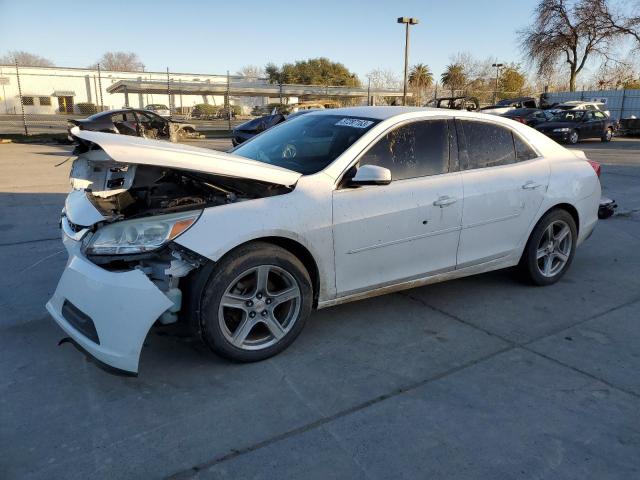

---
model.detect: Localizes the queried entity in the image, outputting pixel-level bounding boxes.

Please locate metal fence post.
[227,70,231,131]
[14,59,28,136]
[97,63,104,111]
[620,89,627,120]
[166,67,172,120]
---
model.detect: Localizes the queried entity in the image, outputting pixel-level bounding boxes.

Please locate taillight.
[514,117,527,124]
[587,160,601,177]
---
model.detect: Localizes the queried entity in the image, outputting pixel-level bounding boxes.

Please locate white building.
[0,65,404,116]
[0,65,266,115]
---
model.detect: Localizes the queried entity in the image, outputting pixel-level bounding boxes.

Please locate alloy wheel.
[569,131,579,144]
[218,265,301,350]
[536,220,572,278]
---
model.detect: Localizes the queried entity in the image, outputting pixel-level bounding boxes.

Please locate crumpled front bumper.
[46,237,173,373]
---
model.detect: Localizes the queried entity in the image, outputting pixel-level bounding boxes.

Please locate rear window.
[459,120,516,169]
[232,114,379,175]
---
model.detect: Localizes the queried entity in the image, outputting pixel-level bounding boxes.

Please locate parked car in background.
[427,96,479,111]
[68,108,198,143]
[480,97,538,115]
[231,109,318,146]
[500,108,554,127]
[535,109,615,144]
[50,107,600,373]
[144,104,171,117]
[549,101,610,117]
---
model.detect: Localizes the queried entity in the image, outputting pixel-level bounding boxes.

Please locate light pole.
[492,63,504,105]
[397,16,419,106]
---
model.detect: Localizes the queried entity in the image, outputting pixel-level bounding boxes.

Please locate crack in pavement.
[164,346,513,480]
[0,236,61,247]
[166,292,640,479]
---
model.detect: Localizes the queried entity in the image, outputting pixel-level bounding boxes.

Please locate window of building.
[359,120,449,180]
[22,96,34,106]
[459,120,516,169]
[39,96,51,106]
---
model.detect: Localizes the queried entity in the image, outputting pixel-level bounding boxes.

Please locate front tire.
[567,129,579,144]
[601,127,613,142]
[519,209,577,286]
[199,242,312,362]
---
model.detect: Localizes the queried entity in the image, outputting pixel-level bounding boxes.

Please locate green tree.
[441,63,467,96]
[408,63,433,105]
[265,58,360,87]
[498,65,526,97]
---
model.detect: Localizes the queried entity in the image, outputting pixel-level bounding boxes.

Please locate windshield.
[232,114,380,175]
[554,110,586,121]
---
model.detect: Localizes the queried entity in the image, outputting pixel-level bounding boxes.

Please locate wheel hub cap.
[218,265,301,350]
[536,220,572,278]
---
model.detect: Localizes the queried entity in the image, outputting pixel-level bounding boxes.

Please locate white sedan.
[48,107,600,373]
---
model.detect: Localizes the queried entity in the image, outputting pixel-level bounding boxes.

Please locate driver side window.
[359,120,449,181]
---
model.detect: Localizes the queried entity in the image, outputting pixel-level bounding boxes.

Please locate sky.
[0,0,541,80]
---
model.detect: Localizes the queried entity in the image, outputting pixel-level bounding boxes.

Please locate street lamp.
[397,16,419,106]
[492,62,504,105]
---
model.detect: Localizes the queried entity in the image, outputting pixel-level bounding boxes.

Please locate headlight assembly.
[553,127,571,132]
[85,211,201,255]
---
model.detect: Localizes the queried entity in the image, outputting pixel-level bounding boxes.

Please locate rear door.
[332,119,463,295]
[455,119,549,267]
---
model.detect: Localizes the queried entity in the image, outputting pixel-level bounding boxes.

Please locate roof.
[309,106,440,120]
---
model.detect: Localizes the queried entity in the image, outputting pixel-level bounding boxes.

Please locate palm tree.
[408,64,433,105]
[441,63,467,96]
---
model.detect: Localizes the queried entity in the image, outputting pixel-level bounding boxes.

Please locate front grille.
[65,218,85,233]
[61,300,100,344]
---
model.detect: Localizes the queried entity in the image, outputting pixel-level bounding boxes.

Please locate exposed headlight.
[85,211,200,255]
[553,127,571,132]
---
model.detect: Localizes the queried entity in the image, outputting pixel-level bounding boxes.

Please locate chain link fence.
[0,63,403,139]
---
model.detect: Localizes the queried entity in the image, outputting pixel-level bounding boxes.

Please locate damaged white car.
[48,107,601,373]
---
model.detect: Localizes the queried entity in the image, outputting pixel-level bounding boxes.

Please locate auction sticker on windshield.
[335,118,374,128]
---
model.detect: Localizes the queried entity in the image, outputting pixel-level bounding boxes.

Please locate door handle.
[433,195,457,207]
[522,181,543,190]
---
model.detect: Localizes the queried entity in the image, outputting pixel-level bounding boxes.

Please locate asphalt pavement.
[1,137,639,479]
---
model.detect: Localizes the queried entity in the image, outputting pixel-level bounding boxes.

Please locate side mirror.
[350,164,392,186]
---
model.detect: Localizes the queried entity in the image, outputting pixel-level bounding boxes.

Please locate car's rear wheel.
[519,209,577,286]
[568,129,579,144]
[199,242,312,362]
[601,127,613,142]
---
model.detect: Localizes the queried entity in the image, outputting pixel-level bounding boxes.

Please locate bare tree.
[237,65,265,80]
[89,52,144,72]
[520,0,622,91]
[590,0,640,46]
[0,50,53,66]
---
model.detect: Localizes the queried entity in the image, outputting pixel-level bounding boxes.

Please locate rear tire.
[199,242,312,362]
[519,209,577,286]
[601,127,613,142]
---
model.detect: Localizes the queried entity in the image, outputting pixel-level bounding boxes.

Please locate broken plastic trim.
[58,337,138,377]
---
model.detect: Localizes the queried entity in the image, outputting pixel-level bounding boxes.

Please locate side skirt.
[317,255,518,309]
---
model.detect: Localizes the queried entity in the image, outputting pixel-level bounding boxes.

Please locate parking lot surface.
[1,138,639,479]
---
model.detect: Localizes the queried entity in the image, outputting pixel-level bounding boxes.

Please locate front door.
[57,96,74,114]
[332,119,463,296]
[455,119,549,267]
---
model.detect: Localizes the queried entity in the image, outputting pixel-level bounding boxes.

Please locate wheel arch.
[546,202,580,235]
[254,236,321,308]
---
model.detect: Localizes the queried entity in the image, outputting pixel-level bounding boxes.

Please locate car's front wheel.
[519,209,577,286]
[567,129,579,144]
[199,242,312,362]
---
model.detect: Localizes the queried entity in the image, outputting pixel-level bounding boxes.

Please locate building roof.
[106,79,406,99]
